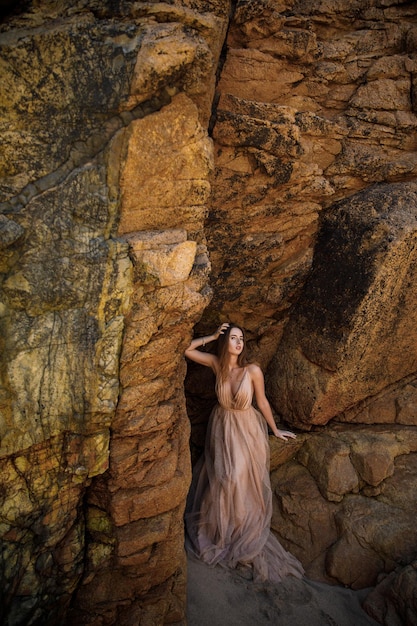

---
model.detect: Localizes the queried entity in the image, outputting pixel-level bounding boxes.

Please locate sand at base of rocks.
[187,556,380,626]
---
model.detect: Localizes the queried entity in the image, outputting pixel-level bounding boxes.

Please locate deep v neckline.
[229,367,246,398]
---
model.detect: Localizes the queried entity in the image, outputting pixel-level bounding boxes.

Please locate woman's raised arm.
[184,323,229,370]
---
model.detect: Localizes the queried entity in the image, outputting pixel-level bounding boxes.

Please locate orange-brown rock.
[267,182,417,429]
[0,2,228,625]
[2,0,417,624]
[199,0,417,351]
[69,92,216,623]
[270,425,417,588]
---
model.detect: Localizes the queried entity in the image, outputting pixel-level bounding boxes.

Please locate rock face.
[188,0,417,622]
[0,2,228,625]
[269,426,417,588]
[199,0,417,354]
[68,95,215,625]
[0,7,134,620]
[1,0,417,625]
[267,182,417,429]
[363,559,417,625]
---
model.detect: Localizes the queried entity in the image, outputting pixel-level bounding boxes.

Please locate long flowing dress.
[185,367,304,583]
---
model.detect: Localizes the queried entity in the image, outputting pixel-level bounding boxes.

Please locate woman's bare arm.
[184,323,229,371]
[249,364,297,441]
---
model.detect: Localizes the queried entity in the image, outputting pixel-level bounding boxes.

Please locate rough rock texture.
[187,0,417,621]
[269,426,417,588]
[68,95,215,626]
[2,0,417,625]
[267,182,417,428]
[0,1,228,625]
[0,7,134,620]
[197,0,417,354]
[363,560,417,625]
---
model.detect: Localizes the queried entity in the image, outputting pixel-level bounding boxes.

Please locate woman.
[184,322,304,583]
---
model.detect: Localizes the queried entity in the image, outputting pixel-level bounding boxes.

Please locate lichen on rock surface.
[0,0,226,624]
[1,0,417,624]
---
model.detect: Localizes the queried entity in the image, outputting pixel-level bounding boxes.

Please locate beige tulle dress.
[186,367,304,583]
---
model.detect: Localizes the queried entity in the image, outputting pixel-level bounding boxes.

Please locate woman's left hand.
[274,429,297,441]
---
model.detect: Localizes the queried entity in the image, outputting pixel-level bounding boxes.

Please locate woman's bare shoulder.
[247,362,263,377]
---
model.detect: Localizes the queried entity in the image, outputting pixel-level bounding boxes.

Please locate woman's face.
[228,327,244,356]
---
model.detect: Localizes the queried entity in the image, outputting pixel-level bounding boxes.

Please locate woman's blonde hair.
[217,323,250,381]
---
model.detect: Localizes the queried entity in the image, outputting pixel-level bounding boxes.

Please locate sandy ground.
[187,555,380,626]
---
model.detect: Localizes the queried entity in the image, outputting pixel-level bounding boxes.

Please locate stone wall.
[199,0,417,344]
[1,1,417,625]
[188,1,417,622]
[68,94,217,625]
[0,5,134,622]
[208,3,417,623]
[0,1,229,624]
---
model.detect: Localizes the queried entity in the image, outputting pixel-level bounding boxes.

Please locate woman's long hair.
[217,323,250,381]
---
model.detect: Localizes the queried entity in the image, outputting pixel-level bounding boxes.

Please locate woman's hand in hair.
[214,322,230,339]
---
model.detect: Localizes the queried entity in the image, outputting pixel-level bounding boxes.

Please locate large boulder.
[270,425,417,589]
[267,182,417,429]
